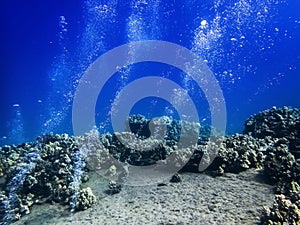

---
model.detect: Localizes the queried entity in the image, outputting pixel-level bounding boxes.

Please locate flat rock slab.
[13,170,274,225]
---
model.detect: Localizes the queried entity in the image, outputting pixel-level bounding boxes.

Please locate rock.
[245,107,300,224]
[20,204,30,215]
[125,114,201,147]
[182,134,270,175]
[211,134,268,175]
[260,194,300,225]
[0,191,8,220]
[0,133,95,223]
[1,108,299,224]
[126,114,151,138]
[244,106,300,140]
[107,181,122,195]
[170,173,182,183]
[263,139,300,193]
[100,131,174,166]
[157,183,167,187]
[72,187,96,211]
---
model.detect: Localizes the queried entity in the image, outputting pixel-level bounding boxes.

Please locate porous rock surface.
[260,193,300,225]
[244,106,300,140]
[0,133,96,224]
[182,134,273,175]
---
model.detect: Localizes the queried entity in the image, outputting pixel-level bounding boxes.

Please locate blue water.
[0,0,299,145]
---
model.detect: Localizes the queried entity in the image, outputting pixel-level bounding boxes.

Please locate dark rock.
[71,187,96,211]
[107,181,122,195]
[170,173,182,183]
[126,114,151,138]
[182,134,270,175]
[0,133,96,223]
[263,139,300,190]
[260,193,300,225]
[244,106,300,140]
[100,132,173,166]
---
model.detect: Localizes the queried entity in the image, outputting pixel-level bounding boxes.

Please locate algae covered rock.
[264,138,299,185]
[182,134,270,175]
[243,107,300,189]
[0,191,9,221]
[216,134,266,173]
[244,107,300,167]
[169,173,182,183]
[246,107,300,224]
[126,114,152,138]
[72,187,96,211]
[104,131,174,166]
[107,180,122,195]
[260,193,300,225]
[126,114,201,147]
[0,133,95,223]
[244,106,300,140]
[262,138,300,225]
[100,115,201,167]
[1,108,299,224]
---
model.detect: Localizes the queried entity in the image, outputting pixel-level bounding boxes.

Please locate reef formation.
[0,106,299,224]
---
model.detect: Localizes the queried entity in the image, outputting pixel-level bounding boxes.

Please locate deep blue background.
[0,0,299,145]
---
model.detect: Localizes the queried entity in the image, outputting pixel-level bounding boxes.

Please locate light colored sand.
[13,170,274,225]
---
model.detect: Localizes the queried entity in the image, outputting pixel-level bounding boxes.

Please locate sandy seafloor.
[13,169,275,225]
